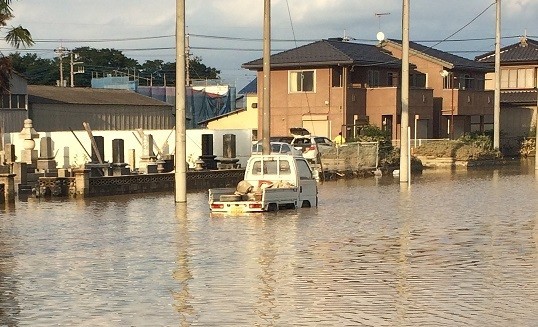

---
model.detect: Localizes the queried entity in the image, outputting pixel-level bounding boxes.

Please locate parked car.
[289,128,334,162]
[252,141,302,156]
[270,136,294,144]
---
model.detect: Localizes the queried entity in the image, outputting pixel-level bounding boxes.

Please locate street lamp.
[414,114,419,148]
[440,70,455,139]
[535,87,538,170]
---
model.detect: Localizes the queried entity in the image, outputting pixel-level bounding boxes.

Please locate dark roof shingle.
[242,39,401,69]
[388,39,493,72]
[476,38,538,63]
[500,90,538,105]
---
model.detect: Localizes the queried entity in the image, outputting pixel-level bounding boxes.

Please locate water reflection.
[173,203,194,327]
[0,165,536,326]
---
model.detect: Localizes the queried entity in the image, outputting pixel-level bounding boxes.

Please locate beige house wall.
[366,87,434,139]
[257,68,346,138]
[206,93,258,140]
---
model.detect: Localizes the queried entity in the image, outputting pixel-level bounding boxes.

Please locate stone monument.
[18,119,39,166]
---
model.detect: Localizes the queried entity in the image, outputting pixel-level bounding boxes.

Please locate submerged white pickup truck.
[209,154,318,213]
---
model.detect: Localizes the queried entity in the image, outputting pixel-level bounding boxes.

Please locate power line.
[34,35,174,43]
[18,32,531,46]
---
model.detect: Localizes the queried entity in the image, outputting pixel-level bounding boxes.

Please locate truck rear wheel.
[301,201,312,208]
[267,203,278,212]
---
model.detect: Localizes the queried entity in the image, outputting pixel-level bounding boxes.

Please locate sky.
[2,0,538,90]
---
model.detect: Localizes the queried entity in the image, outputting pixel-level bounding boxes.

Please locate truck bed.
[209,184,299,213]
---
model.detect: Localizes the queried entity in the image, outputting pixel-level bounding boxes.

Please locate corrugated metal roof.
[388,39,493,72]
[27,85,172,106]
[476,38,538,63]
[242,38,402,70]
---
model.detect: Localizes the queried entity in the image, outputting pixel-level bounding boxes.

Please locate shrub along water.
[414,132,502,161]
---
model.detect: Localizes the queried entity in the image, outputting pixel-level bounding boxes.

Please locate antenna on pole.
[375,12,391,31]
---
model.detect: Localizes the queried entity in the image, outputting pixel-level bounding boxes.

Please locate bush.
[414,133,501,161]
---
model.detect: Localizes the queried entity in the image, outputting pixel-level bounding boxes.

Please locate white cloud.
[3,0,537,89]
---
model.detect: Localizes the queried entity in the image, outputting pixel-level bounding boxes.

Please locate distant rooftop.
[239,78,257,94]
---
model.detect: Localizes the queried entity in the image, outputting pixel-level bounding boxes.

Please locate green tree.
[9,46,221,88]
[10,52,56,85]
[189,56,220,81]
[0,0,34,91]
[72,47,139,87]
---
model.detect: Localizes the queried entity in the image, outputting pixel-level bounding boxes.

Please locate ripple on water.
[0,169,536,326]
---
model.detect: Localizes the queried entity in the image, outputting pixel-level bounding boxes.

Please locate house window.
[289,70,315,92]
[367,70,380,87]
[387,72,399,86]
[501,68,535,89]
[460,74,474,90]
[0,94,26,109]
[470,115,482,133]
[332,67,343,87]
[443,74,457,89]
[410,73,426,87]
[1,95,9,108]
[483,114,494,131]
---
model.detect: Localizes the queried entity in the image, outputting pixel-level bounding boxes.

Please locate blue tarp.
[187,87,236,128]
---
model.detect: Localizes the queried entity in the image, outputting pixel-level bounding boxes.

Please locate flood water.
[0,160,537,326]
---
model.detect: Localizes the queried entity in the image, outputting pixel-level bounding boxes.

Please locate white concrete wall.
[5,128,253,169]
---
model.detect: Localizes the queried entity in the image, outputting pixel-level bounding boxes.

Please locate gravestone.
[218,134,239,169]
[138,134,158,173]
[199,134,217,170]
[37,136,57,171]
[112,139,129,176]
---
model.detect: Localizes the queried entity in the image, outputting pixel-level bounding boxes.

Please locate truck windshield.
[251,158,292,176]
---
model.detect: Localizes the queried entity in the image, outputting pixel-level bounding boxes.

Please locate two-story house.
[381,40,494,139]
[242,38,434,142]
[476,36,538,147]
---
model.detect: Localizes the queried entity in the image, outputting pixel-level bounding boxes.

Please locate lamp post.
[414,114,419,148]
[535,87,538,170]
[440,70,455,139]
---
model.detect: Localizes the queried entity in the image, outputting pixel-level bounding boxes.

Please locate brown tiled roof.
[476,38,538,63]
[242,38,402,70]
[27,85,172,106]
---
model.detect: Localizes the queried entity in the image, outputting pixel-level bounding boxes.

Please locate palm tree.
[0,0,34,92]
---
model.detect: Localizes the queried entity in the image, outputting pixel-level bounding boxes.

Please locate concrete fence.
[4,128,254,170]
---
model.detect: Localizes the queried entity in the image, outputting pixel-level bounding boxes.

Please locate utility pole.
[535,88,538,170]
[493,0,501,149]
[54,46,69,87]
[186,33,190,86]
[175,0,187,203]
[399,0,410,183]
[262,0,271,155]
